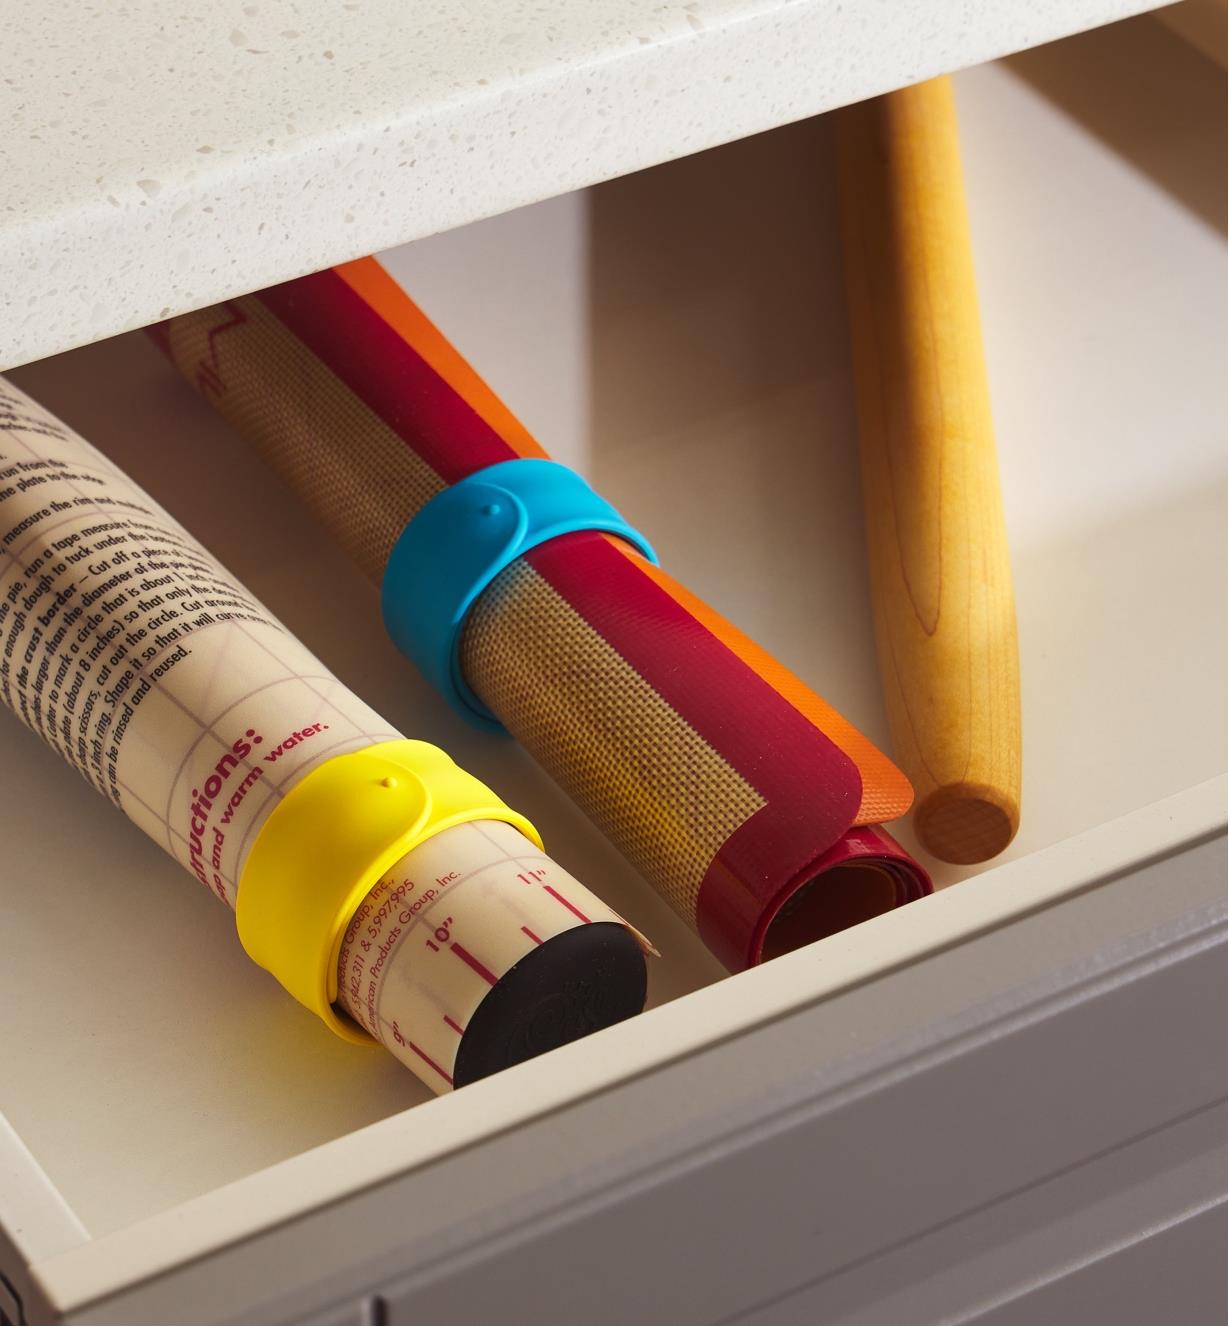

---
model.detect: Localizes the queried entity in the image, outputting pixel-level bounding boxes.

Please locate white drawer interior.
[1,13,1224,1261]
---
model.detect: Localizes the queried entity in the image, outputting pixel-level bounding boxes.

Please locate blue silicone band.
[380,458,658,730]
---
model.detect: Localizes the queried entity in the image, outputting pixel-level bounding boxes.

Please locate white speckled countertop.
[1,0,1160,370]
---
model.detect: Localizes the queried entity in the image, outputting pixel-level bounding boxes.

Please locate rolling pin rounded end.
[914,783,1020,865]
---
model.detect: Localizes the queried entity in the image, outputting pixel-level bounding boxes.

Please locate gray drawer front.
[56,834,1227,1326]
[365,848,1227,1326]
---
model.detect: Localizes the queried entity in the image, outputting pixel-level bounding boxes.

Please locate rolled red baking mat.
[0,377,650,1093]
[153,257,932,971]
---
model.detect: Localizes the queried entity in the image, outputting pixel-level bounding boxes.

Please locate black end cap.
[453,922,647,1088]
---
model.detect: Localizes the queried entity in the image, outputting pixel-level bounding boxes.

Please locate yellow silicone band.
[235,738,541,1042]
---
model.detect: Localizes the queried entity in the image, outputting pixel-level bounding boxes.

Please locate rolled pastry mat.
[155,258,932,971]
[0,378,646,1094]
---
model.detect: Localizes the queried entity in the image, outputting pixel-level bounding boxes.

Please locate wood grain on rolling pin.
[837,76,1021,864]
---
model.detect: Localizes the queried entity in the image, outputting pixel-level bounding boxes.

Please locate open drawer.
[2,15,1225,1326]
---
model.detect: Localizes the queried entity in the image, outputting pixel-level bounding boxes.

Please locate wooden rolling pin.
[837,76,1021,864]
[1155,0,1227,67]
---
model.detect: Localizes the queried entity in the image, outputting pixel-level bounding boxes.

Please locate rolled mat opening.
[759,864,899,963]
